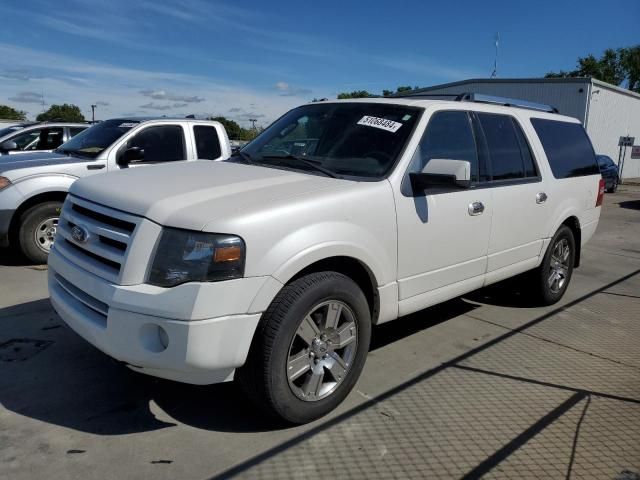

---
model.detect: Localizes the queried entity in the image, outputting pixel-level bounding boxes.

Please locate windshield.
[0,125,25,138]
[57,119,140,158]
[239,102,421,179]
[596,155,613,168]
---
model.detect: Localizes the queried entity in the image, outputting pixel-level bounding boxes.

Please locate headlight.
[0,176,11,191]
[148,228,245,287]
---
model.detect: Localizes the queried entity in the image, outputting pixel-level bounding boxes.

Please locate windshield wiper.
[232,150,254,163]
[261,154,339,178]
[55,148,86,158]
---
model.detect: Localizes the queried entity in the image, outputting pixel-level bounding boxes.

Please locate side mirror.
[410,159,471,191]
[1,140,18,153]
[118,147,145,166]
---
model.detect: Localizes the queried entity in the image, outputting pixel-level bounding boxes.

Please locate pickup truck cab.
[48,96,603,423]
[0,121,88,155]
[0,117,231,262]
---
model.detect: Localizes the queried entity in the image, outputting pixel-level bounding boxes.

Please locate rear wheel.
[18,201,62,264]
[531,225,575,305]
[238,271,371,424]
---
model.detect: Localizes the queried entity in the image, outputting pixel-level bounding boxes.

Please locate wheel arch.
[561,216,581,268]
[9,191,68,240]
[287,256,381,325]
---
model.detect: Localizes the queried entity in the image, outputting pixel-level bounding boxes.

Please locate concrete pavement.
[0,187,638,479]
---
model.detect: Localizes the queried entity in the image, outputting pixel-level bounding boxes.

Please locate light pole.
[249,118,257,130]
[91,104,97,123]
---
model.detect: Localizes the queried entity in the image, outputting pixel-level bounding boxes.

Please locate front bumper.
[0,209,14,247]
[48,246,269,385]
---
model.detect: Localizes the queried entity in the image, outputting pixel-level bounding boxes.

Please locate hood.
[70,160,350,230]
[0,151,96,179]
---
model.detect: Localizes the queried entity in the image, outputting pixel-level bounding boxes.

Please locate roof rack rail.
[459,93,559,113]
[393,91,559,113]
[391,93,467,100]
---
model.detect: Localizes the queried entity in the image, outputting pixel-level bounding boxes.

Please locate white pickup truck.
[48,95,603,423]
[0,117,230,262]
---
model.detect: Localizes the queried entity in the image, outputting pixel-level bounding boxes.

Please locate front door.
[396,110,492,315]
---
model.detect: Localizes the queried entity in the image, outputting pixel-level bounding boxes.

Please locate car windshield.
[596,156,613,168]
[238,102,421,179]
[57,119,140,158]
[0,125,25,138]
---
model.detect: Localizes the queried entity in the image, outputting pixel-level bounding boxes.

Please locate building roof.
[410,77,640,101]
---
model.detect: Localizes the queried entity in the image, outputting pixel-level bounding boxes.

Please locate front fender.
[12,174,76,200]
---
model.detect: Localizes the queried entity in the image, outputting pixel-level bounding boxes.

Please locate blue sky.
[1,0,638,126]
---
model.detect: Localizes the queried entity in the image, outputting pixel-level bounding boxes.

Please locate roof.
[315,96,577,122]
[409,77,640,101]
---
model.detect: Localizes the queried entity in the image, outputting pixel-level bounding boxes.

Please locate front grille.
[55,196,141,283]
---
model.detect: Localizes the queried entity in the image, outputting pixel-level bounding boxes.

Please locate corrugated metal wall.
[587,85,640,178]
[418,81,589,121]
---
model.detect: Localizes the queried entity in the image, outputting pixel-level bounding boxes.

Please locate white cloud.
[0,43,306,125]
[8,91,43,104]
[275,82,312,97]
[140,90,205,103]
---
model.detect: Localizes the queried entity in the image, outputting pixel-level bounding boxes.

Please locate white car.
[48,94,604,423]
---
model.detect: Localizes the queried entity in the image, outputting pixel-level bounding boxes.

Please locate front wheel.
[531,225,575,305]
[18,201,62,264]
[237,272,371,424]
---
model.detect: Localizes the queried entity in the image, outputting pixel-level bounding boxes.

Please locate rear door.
[474,112,548,281]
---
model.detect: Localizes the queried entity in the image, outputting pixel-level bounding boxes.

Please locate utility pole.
[249,118,257,130]
[91,104,97,123]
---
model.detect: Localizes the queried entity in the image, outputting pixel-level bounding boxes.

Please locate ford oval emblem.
[71,225,90,243]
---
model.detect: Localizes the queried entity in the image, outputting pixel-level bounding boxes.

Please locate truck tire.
[532,225,575,305]
[18,201,63,264]
[238,272,371,424]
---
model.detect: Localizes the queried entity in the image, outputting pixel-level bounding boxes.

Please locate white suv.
[48,95,604,423]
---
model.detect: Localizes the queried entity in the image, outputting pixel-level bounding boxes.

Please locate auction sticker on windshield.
[357,116,403,133]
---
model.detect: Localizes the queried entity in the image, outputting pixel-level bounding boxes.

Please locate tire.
[607,179,618,193]
[18,201,62,264]
[237,271,371,424]
[532,225,575,305]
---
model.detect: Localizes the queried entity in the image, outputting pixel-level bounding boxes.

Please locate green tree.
[545,46,639,92]
[337,90,372,99]
[36,104,85,122]
[620,46,640,92]
[0,104,27,121]
[210,116,244,140]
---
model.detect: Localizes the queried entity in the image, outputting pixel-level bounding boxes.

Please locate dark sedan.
[596,155,620,193]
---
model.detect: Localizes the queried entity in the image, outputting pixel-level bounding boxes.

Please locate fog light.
[139,324,169,353]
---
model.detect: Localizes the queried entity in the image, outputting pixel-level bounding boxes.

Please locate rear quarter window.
[530,118,599,178]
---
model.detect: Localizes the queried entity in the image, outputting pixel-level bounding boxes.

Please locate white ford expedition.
[48,95,603,423]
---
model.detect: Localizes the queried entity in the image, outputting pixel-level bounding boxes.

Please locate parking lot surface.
[1,187,639,480]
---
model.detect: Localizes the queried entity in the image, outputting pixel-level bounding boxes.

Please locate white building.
[409,78,640,178]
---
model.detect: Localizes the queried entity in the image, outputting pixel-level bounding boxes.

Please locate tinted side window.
[69,127,86,137]
[411,111,478,181]
[129,125,185,162]
[478,113,526,180]
[36,128,65,150]
[531,118,599,178]
[194,126,222,159]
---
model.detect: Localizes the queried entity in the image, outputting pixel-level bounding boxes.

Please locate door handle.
[87,164,105,170]
[536,192,547,204]
[468,201,485,216]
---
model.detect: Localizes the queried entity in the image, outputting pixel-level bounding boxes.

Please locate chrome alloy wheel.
[34,217,58,253]
[548,238,570,294]
[287,300,358,401]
